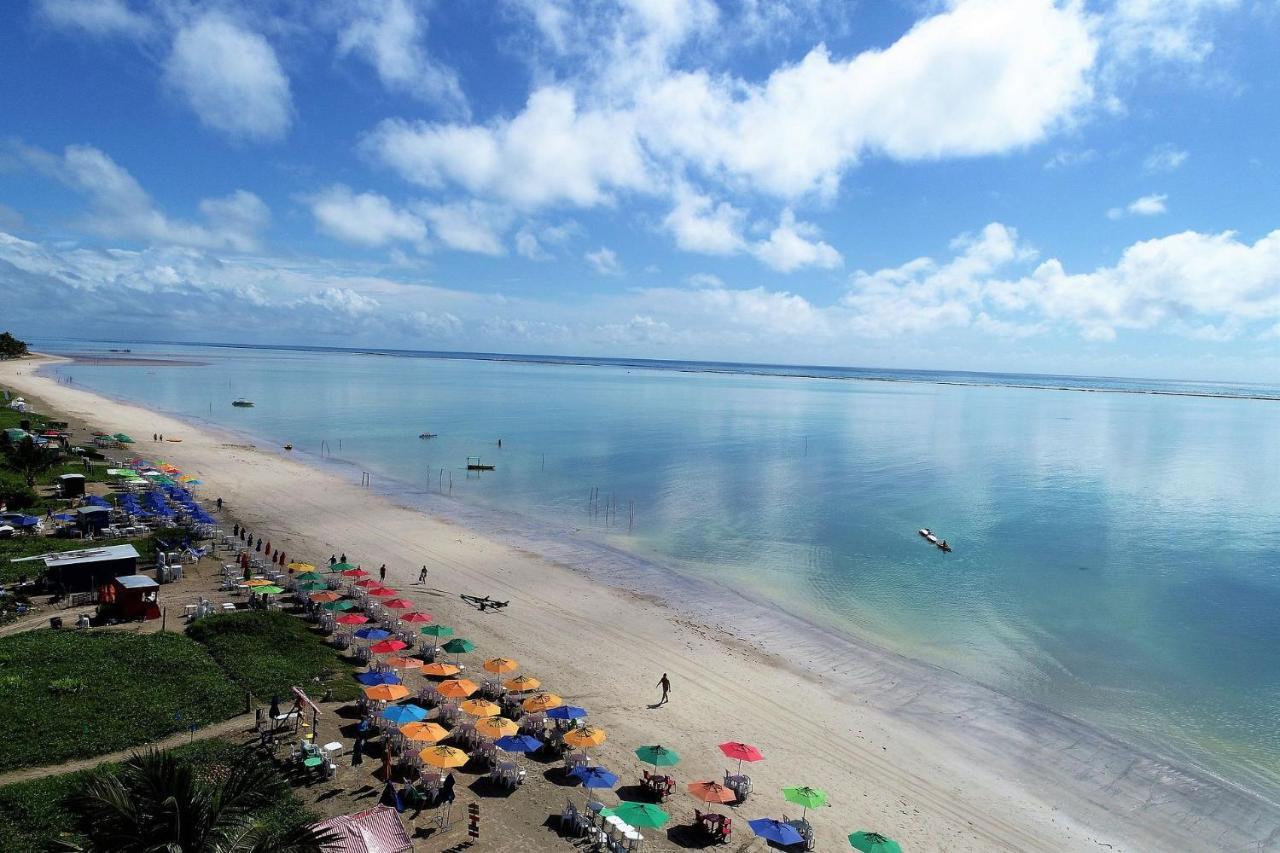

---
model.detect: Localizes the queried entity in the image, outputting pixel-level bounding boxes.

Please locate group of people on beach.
[233,523,287,569]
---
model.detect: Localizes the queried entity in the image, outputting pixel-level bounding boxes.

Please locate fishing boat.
[419,432,438,439]
[918,528,952,552]
[232,399,254,408]
[283,443,293,451]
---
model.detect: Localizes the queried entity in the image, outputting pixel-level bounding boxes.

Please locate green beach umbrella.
[782,785,827,820]
[256,585,285,595]
[322,600,357,611]
[634,745,680,768]
[441,638,475,654]
[112,433,135,443]
[421,625,454,639]
[295,572,324,581]
[600,802,669,829]
[298,581,328,592]
[330,562,356,572]
[848,831,902,853]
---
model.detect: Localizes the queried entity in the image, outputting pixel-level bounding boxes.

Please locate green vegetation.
[187,610,360,703]
[0,529,175,585]
[0,739,322,852]
[0,333,27,360]
[0,630,243,773]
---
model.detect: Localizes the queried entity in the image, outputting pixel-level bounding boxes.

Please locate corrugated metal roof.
[43,544,140,567]
[114,574,158,589]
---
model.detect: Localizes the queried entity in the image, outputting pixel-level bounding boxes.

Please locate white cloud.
[36,0,152,38]
[17,142,269,251]
[663,187,746,255]
[164,14,292,142]
[1104,0,1239,68]
[585,246,622,275]
[418,201,508,255]
[363,87,649,209]
[1143,143,1190,173]
[1044,148,1098,169]
[750,209,842,273]
[337,0,467,115]
[1108,193,1168,219]
[687,272,724,289]
[309,185,426,247]
[514,220,578,260]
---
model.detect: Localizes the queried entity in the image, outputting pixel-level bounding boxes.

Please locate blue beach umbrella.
[354,627,391,641]
[494,734,542,754]
[570,765,618,790]
[356,671,402,686]
[749,818,804,846]
[546,705,588,721]
[381,704,428,724]
[52,513,77,522]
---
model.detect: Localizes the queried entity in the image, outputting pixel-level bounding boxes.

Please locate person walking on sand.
[656,673,671,706]
[216,497,223,511]
[380,564,387,582]
[417,565,428,584]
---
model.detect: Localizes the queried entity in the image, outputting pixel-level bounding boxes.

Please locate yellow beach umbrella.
[503,675,540,692]
[482,657,519,674]
[363,684,410,702]
[288,562,316,571]
[564,726,608,749]
[460,699,501,717]
[421,662,461,678]
[244,579,274,587]
[522,692,563,713]
[474,716,518,739]
[400,722,449,743]
[437,678,479,699]
[420,745,469,769]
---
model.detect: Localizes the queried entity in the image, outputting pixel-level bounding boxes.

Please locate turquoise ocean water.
[37,340,1280,800]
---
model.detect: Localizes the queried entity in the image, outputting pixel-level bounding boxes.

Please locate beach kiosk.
[58,473,86,498]
[76,505,111,534]
[41,544,139,590]
[101,574,160,621]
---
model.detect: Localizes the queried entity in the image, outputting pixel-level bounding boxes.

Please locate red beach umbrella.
[369,639,409,654]
[342,568,369,577]
[354,579,380,588]
[399,612,432,624]
[382,598,415,610]
[336,614,369,625]
[718,741,765,775]
[369,587,399,598]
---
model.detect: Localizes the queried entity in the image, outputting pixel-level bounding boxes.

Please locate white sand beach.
[5,354,1278,852]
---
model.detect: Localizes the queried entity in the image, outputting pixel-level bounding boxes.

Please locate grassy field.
[0,630,244,773]
[0,738,318,852]
[187,610,361,703]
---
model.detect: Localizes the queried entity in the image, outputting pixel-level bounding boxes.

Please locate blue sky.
[1,0,1278,381]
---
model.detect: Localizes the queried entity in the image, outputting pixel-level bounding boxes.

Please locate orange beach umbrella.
[385,656,424,670]
[688,781,736,805]
[420,745,469,769]
[460,699,501,717]
[421,662,461,678]
[400,722,449,743]
[482,657,519,674]
[475,716,519,739]
[522,693,563,713]
[363,684,410,702]
[437,679,478,699]
[564,726,608,749]
[310,591,342,603]
[503,675,540,692]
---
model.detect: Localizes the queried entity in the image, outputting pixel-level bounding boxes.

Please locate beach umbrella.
[749,819,803,847]
[321,600,357,612]
[848,832,902,853]
[437,679,478,699]
[441,638,475,654]
[354,627,391,641]
[385,656,423,670]
[113,433,135,443]
[310,591,342,603]
[493,735,542,754]
[297,581,328,592]
[381,703,428,725]
[420,745,469,769]
[335,614,370,625]
[398,612,432,624]
[356,671,402,686]
[482,657,518,674]
[341,567,369,577]
[570,765,618,790]
[719,741,764,776]
[363,684,410,702]
[400,722,449,743]
[244,579,274,587]
[545,705,587,721]
[53,512,77,522]
[460,699,502,717]
[688,781,736,806]
[355,578,381,588]
[600,802,669,829]
[369,587,399,598]
[782,786,827,820]
[255,585,284,595]
[421,662,461,678]
[503,675,540,692]
[294,571,324,581]
[634,744,680,769]
[563,726,607,749]
[522,693,563,713]
[331,562,357,572]
[474,716,518,739]
[288,562,315,571]
[420,624,454,639]
[381,598,415,610]
[369,639,408,654]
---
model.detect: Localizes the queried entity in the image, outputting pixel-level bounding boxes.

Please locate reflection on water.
[44,341,1280,797]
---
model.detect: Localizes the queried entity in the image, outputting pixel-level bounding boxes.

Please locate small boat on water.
[232,399,254,408]
[918,528,952,552]
[419,432,438,439]
[283,443,293,451]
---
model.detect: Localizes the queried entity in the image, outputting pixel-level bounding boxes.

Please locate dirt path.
[0,713,253,787]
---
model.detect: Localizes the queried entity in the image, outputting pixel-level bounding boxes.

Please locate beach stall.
[58,473,86,498]
[100,574,160,621]
[41,543,139,590]
[312,805,411,853]
[76,505,112,534]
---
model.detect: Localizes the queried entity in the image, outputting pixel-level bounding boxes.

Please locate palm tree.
[61,748,336,852]
[1,435,59,486]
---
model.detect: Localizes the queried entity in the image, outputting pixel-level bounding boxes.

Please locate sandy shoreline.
[6,354,1279,852]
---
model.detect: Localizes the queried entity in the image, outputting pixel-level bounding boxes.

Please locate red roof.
[315,805,411,853]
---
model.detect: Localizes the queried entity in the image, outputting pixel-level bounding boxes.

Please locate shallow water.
[39,340,1280,799]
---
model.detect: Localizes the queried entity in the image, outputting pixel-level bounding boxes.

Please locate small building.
[58,473,86,497]
[102,574,160,621]
[76,505,111,534]
[42,544,139,590]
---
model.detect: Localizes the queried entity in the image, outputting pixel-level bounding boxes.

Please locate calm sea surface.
[37,341,1280,798]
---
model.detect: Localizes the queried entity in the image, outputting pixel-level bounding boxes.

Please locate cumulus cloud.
[337,0,467,115]
[1143,143,1190,173]
[418,201,508,255]
[663,187,747,255]
[164,14,292,142]
[1108,193,1168,219]
[751,209,842,273]
[16,142,268,250]
[585,246,622,275]
[1104,0,1239,69]
[36,0,152,38]
[309,185,426,247]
